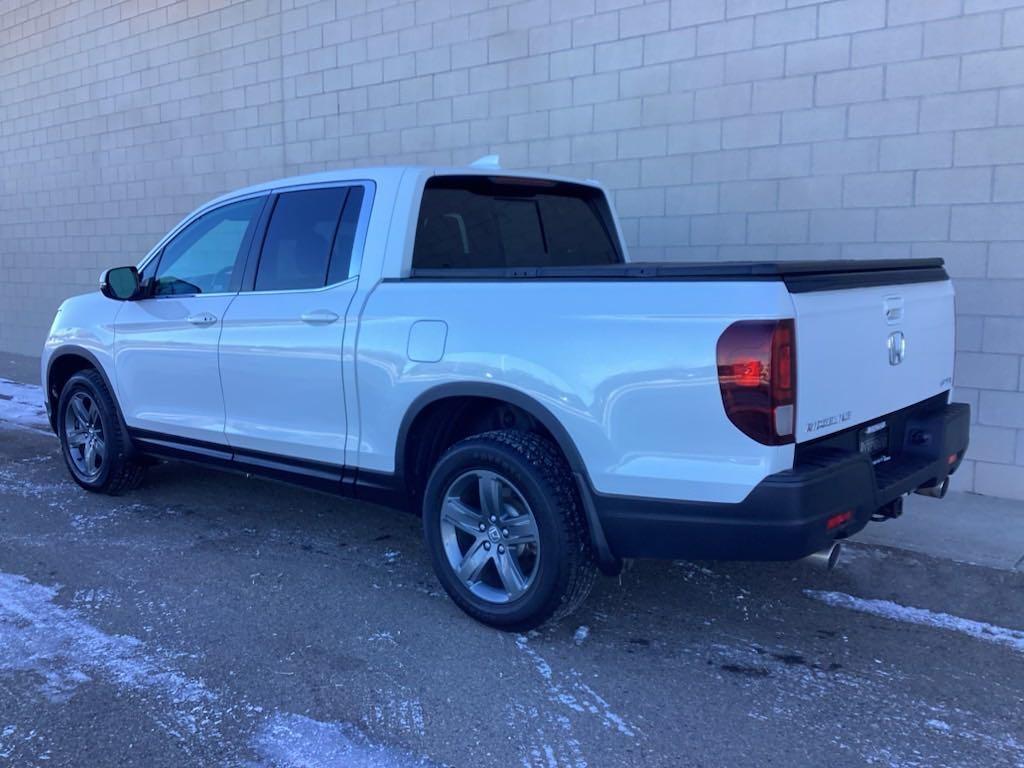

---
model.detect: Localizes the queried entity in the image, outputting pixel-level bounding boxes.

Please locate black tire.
[422,430,597,631]
[57,369,146,495]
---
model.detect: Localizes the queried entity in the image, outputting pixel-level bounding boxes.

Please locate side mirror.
[100,266,141,301]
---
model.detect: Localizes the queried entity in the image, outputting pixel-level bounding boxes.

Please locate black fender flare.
[396,382,621,575]
[46,346,137,455]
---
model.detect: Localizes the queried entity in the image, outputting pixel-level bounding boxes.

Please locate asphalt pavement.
[0,367,1022,767]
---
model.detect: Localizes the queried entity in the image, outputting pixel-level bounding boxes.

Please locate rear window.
[412,175,623,269]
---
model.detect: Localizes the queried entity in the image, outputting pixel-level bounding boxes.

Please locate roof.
[203,163,604,209]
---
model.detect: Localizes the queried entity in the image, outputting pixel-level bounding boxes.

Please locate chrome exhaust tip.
[802,542,841,571]
[915,477,950,499]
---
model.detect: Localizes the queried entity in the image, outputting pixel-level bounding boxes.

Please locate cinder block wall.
[1,0,1023,498]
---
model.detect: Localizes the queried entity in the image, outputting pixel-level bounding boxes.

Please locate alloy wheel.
[439,469,541,604]
[64,391,105,479]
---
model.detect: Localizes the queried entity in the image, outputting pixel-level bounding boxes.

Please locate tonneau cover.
[407,258,948,293]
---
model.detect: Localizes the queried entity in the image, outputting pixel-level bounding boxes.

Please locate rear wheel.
[57,370,145,495]
[422,430,596,631]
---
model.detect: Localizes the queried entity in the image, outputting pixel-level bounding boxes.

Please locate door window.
[254,186,364,292]
[326,186,364,285]
[153,197,263,296]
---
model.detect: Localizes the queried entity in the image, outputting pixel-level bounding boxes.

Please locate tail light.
[717,319,796,445]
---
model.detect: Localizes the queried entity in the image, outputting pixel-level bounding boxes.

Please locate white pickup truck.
[42,162,970,629]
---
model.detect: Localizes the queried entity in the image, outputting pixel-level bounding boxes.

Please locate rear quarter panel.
[356,279,796,504]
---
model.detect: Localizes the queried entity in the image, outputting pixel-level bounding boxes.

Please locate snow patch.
[511,634,642,767]
[248,712,436,768]
[0,569,438,766]
[572,626,589,646]
[0,379,50,433]
[365,695,426,738]
[805,590,1024,654]
[0,571,217,734]
[514,635,637,738]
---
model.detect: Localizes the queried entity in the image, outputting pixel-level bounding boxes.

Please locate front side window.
[254,186,363,292]
[153,197,263,297]
[412,176,623,269]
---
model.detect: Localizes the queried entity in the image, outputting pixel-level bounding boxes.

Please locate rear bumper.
[593,397,970,561]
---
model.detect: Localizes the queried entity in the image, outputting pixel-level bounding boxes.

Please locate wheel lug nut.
[502,528,509,537]
[498,545,505,554]
[483,542,491,551]
[479,523,486,532]
[489,515,496,522]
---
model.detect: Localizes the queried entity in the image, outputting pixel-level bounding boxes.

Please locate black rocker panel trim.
[126,427,405,503]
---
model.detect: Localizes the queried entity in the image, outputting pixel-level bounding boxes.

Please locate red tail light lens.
[717,319,796,445]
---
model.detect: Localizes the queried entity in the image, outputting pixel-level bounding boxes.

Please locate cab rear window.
[412,175,623,269]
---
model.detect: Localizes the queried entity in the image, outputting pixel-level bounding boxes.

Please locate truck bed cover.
[406,258,948,293]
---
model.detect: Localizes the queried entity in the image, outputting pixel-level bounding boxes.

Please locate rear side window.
[412,175,623,269]
[254,186,363,292]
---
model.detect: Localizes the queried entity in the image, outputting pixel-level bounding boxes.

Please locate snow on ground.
[0,569,435,767]
[0,379,50,433]
[248,713,435,768]
[512,634,638,765]
[805,590,1024,654]
[502,631,645,767]
[0,571,217,732]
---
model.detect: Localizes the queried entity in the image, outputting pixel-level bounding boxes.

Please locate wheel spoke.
[502,513,539,546]
[457,539,491,583]
[494,549,528,599]
[440,468,541,604]
[67,429,88,447]
[70,396,90,426]
[92,437,105,459]
[478,474,503,520]
[442,498,484,535]
[87,403,101,427]
[83,442,98,474]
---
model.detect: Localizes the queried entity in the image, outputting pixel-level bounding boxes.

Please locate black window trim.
[239,179,375,295]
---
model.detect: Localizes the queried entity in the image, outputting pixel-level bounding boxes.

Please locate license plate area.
[859,420,890,464]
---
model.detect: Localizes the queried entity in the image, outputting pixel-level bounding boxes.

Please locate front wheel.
[422,430,597,631]
[57,370,145,495]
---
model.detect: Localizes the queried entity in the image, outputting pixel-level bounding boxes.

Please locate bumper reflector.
[826,510,854,530]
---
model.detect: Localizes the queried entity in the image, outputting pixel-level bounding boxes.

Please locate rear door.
[218,182,370,466]
[791,278,955,443]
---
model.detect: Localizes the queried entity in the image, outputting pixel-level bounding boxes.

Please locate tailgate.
[792,276,955,443]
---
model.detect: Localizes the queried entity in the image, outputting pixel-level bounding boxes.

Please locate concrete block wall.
[1,0,1023,498]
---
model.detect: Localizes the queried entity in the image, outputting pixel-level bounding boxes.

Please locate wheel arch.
[46,346,133,451]
[397,383,586,483]
[395,382,620,575]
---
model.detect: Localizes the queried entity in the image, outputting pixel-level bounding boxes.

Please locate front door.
[219,183,367,466]
[114,196,265,444]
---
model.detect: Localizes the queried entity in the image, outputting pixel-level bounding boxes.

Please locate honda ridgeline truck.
[42,161,970,629]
